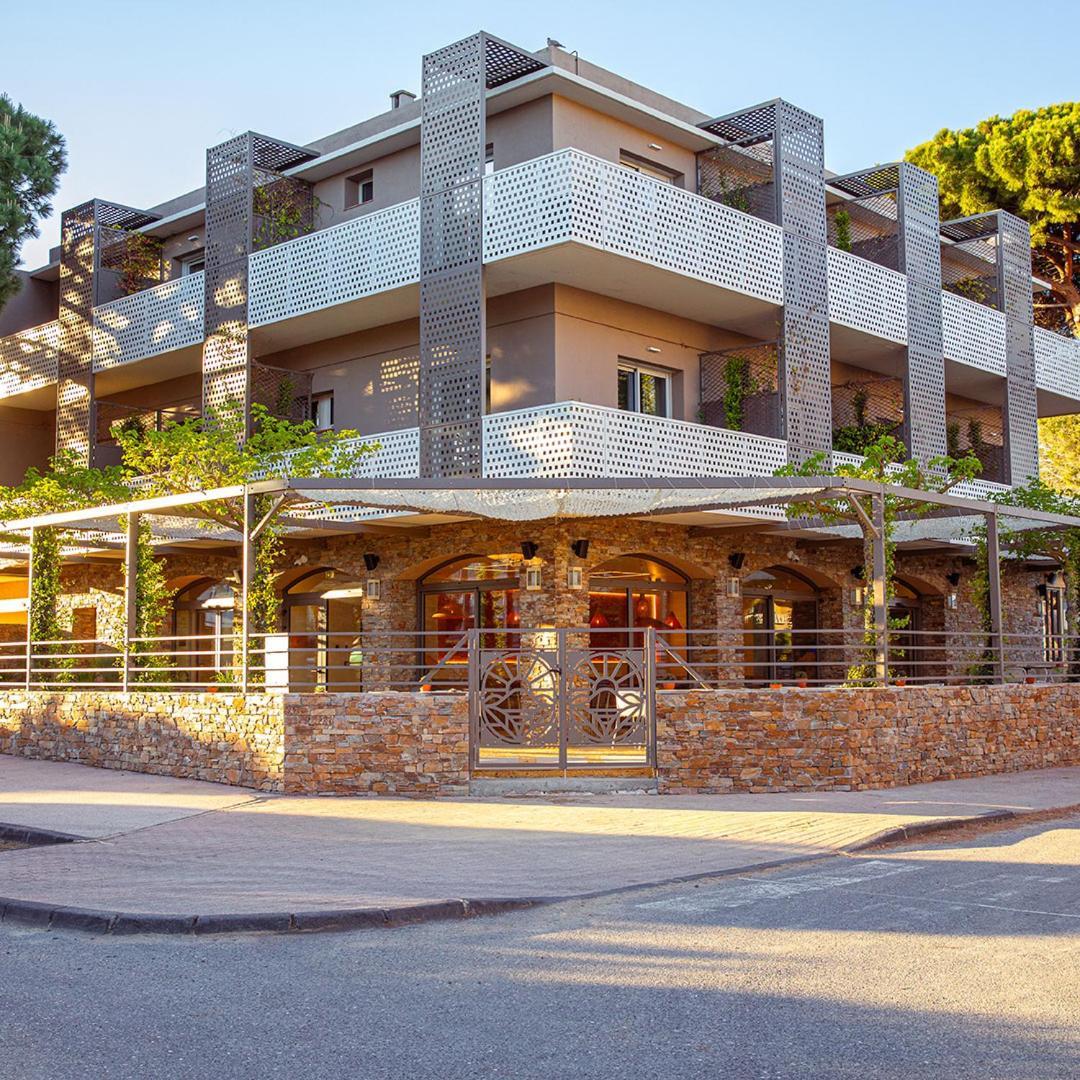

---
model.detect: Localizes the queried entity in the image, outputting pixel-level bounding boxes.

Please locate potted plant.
[420,683,434,693]
[795,669,808,689]
[769,681,783,690]
[895,676,907,687]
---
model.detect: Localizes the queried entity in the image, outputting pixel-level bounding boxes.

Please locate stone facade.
[657,684,1080,793]
[0,690,468,796]
[283,692,469,796]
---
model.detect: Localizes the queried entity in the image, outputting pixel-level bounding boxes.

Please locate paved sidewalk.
[0,755,1078,929]
[0,756,258,839]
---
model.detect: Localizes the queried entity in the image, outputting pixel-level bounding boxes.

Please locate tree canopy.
[906,102,1080,337]
[0,95,66,310]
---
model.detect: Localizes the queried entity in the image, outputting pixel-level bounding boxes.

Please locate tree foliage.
[1039,415,1080,494]
[0,95,67,310]
[906,103,1080,336]
[778,435,981,683]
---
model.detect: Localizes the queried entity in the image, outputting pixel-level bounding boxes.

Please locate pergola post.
[122,513,139,692]
[985,510,1005,683]
[24,526,35,690]
[871,493,889,684]
[241,491,255,694]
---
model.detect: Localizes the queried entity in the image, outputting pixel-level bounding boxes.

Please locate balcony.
[3,150,1080,415]
[93,273,205,374]
[0,320,59,403]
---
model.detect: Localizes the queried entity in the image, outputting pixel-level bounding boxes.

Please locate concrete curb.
[0,895,543,937]
[2,804,1076,937]
[0,822,80,847]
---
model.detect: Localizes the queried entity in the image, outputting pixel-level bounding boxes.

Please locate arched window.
[418,555,523,682]
[742,566,820,684]
[282,568,364,690]
[589,554,689,648]
[172,578,234,682]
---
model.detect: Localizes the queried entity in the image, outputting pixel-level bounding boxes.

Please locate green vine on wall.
[125,518,172,683]
[833,208,853,253]
[721,354,757,431]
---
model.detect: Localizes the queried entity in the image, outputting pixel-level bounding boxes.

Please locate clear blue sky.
[7,0,1073,269]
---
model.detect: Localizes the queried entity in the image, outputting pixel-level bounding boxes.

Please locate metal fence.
[0,626,1074,694]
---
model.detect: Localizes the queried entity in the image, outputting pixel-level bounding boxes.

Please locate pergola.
[3,475,1079,691]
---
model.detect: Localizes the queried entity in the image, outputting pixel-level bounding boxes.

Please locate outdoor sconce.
[571,538,590,559]
[363,553,380,572]
[946,571,960,611]
[726,576,741,598]
[728,552,746,570]
[521,541,539,561]
[567,566,583,590]
[525,566,542,592]
[850,565,866,607]
[365,579,381,601]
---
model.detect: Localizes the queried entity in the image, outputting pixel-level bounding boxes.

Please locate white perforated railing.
[831,448,1008,502]
[482,401,788,478]
[0,320,59,398]
[1034,327,1080,400]
[826,248,907,343]
[484,150,786,304]
[248,200,420,327]
[92,273,205,372]
[941,291,1007,376]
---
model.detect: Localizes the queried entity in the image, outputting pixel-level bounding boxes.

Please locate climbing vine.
[125,519,172,683]
[778,435,981,684]
[833,208,853,253]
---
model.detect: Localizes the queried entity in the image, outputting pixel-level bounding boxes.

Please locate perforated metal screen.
[58,199,160,463]
[698,101,830,464]
[999,211,1039,482]
[418,34,546,477]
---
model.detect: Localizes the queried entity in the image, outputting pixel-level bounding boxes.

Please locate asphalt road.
[1,813,1078,1080]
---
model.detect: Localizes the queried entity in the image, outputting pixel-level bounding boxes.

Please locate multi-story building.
[1,32,1079,787]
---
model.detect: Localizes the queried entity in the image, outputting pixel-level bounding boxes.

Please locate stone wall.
[282,692,469,796]
[0,690,468,796]
[657,684,1080,793]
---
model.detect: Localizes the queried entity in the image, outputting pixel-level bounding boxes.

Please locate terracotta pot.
[769,682,783,690]
[797,679,808,689]
[207,686,218,694]
[420,683,434,693]
[895,678,907,687]
[660,681,676,691]
[1025,676,1036,685]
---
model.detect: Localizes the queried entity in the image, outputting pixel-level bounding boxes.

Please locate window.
[1042,584,1065,663]
[345,169,374,208]
[311,391,334,430]
[618,362,671,417]
[484,143,495,176]
[618,151,682,186]
[179,252,205,276]
[485,356,491,413]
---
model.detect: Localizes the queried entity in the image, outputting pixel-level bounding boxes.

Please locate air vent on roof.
[390,89,417,110]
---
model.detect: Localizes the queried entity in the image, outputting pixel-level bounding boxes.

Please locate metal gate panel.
[471,629,655,771]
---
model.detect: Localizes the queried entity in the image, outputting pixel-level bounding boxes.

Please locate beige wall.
[553,286,755,419]
[0,406,55,485]
[551,96,697,185]
[259,285,754,430]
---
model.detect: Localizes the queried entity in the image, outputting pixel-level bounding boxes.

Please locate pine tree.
[0,95,67,309]
[907,103,1080,337]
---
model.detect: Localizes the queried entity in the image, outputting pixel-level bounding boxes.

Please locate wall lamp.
[571,538,590,560]
[728,552,746,570]
[521,541,539,561]
[363,553,380,572]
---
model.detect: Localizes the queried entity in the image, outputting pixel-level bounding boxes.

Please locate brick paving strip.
[0,755,1078,936]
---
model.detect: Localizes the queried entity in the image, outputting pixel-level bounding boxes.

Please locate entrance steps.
[470,771,658,797]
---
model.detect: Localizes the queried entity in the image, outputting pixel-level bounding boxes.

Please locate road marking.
[637,860,920,912]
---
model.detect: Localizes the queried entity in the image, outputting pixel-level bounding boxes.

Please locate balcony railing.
[3,148,1080,409]
[0,319,59,398]
[92,272,205,372]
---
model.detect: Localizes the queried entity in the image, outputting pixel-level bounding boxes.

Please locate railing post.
[122,512,139,692]
[241,491,254,694]
[645,626,657,768]
[24,526,34,691]
[986,510,1005,683]
[467,627,479,774]
[872,493,889,685]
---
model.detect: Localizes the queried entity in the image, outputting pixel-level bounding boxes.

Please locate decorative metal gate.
[468,628,656,771]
